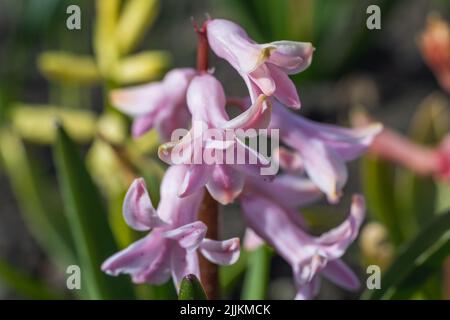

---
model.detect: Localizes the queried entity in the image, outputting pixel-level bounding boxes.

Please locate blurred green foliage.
[0,0,169,299]
[360,93,450,299]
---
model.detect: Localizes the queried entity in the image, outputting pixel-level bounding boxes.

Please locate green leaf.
[362,210,450,300]
[178,274,207,300]
[53,125,134,299]
[241,246,272,300]
[219,249,248,297]
[0,259,63,300]
[134,282,177,300]
[0,128,74,266]
[361,155,404,246]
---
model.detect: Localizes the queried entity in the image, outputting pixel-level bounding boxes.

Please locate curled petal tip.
[326,188,342,204]
[351,194,366,219]
[200,238,241,265]
[123,178,163,231]
[164,221,207,251]
[157,144,171,162]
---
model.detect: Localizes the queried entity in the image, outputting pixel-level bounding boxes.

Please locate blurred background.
[0,0,449,300]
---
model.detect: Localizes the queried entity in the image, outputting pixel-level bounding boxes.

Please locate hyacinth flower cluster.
[102,18,382,299]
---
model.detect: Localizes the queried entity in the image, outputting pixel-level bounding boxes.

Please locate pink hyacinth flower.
[207,19,314,109]
[101,165,240,290]
[158,73,272,205]
[270,101,382,203]
[110,68,196,140]
[240,189,365,300]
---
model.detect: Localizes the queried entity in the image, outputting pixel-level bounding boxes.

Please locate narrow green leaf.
[53,125,134,299]
[0,259,63,300]
[241,246,272,300]
[0,128,74,266]
[362,210,450,300]
[178,274,207,300]
[361,155,404,245]
[220,249,248,297]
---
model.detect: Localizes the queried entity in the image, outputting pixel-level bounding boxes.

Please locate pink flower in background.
[101,166,240,290]
[354,112,450,181]
[207,19,314,108]
[241,185,365,299]
[419,15,450,93]
[110,68,196,140]
[270,101,382,202]
[158,73,272,205]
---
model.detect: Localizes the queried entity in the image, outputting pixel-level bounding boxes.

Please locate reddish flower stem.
[195,21,209,73]
[197,191,219,299]
[194,19,219,299]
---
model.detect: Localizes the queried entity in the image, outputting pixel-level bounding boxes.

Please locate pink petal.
[315,194,365,257]
[206,165,245,205]
[242,73,264,103]
[206,19,264,73]
[245,174,322,208]
[248,64,276,96]
[322,259,360,291]
[199,238,241,265]
[110,82,166,117]
[273,146,304,174]
[101,231,171,284]
[131,115,158,138]
[123,178,165,231]
[294,116,383,161]
[178,164,213,197]
[241,192,365,300]
[267,64,300,109]
[293,254,327,286]
[157,166,205,225]
[162,68,197,101]
[171,245,200,290]
[240,193,307,264]
[187,74,229,127]
[110,68,195,118]
[300,138,348,203]
[156,105,191,142]
[164,221,207,251]
[223,94,272,132]
[243,228,265,251]
[294,276,321,300]
[268,41,314,74]
[231,138,273,178]
[158,124,206,166]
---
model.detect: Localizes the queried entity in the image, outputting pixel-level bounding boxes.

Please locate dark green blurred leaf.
[396,94,450,230]
[241,246,272,300]
[226,0,394,78]
[361,155,403,246]
[219,249,248,297]
[0,128,74,266]
[134,281,177,300]
[396,169,435,239]
[0,259,63,300]
[409,93,450,145]
[53,126,135,299]
[178,274,207,300]
[362,210,450,300]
